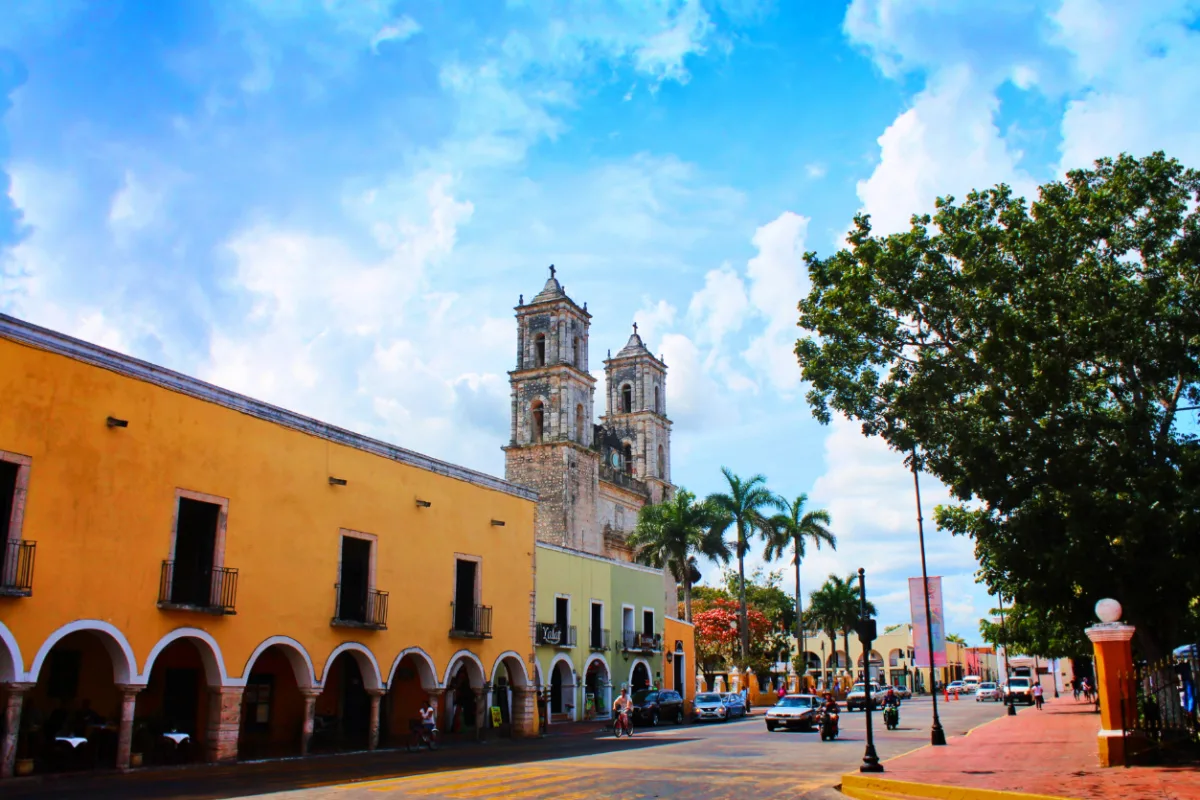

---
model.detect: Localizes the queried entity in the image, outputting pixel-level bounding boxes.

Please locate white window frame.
[170,488,230,570]
[554,592,572,626]
[0,450,32,544]
[641,606,656,636]
[337,528,378,590]
[454,552,483,606]
[621,604,635,635]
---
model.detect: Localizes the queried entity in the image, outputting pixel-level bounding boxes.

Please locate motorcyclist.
[882,688,900,728]
[820,692,840,736]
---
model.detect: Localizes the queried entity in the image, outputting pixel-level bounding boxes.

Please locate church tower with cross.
[504,267,674,563]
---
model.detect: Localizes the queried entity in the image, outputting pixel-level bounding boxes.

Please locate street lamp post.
[910,449,947,746]
[857,568,883,773]
[998,593,1017,716]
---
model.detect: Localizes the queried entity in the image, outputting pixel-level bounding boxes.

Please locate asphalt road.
[6,696,1012,800]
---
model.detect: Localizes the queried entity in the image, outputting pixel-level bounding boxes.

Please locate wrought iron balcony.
[331,584,389,630]
[0,539,35,597]
[589,627,610,652]
[157,560,238,615]
[450,602,493,639]
[536,622,577,648]
[622,630,662,652]
[599,463,649,496]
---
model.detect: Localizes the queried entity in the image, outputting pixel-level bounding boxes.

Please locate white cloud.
[108,171,162,240]
[854,66,1036,237]
[632,0,714,86]
[804,162,827,179]
[687,265,748,348]
[742,211,809,392]
[370,15,420,53]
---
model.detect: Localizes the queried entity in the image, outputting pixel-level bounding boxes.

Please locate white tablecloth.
[162,732,190,745]
[55,737,88,749]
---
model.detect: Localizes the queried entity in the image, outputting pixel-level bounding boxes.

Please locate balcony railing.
[450,602,493,639]
[332,585,389,630]
[157,561,238,615]
[589,627,610,652]
[536,623,577,648]
[622,631,662,652]
[598,463,649,496]
[0,539,35,597]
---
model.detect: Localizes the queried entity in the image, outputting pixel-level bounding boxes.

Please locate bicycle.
[407,719,439,752]
[613,708,633,738]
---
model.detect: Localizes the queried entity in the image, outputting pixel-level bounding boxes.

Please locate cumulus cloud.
[687,265,748,349]
[370,15,421,53]
[742,211,809,392]
[108,171,163,241]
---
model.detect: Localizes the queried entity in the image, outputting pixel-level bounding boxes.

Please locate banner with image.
[909,576,947,668]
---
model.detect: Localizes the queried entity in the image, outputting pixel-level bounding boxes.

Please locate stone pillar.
[1,683,34,779]
[473,685,489,739]
[367,689,385,751]
[1085,599,1139,768]
[510,686,536,738]
[206,686,243,764]
[300,689,320,756]
[695,673,705,695]
[729,667,740,693]
[114,684,143,771]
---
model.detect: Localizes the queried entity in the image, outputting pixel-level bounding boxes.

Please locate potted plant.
[14,713,36,776]
[129,719,150,768]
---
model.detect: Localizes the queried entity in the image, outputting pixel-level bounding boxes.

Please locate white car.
[1005,677,1034,705]
[946,680,968,695]
[975,682,1003,702]
[765,694,822,732]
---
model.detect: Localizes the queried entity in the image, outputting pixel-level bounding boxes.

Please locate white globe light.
[1095,598,1122,624]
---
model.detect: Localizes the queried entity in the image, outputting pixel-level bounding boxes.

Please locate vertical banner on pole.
[909,577,947,668]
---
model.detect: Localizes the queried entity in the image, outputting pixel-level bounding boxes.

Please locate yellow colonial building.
[0,315,540,778]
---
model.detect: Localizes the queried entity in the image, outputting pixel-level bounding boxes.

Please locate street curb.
[840,774,1073,800]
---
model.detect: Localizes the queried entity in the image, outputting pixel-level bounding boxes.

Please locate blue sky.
[3,0,1198,643]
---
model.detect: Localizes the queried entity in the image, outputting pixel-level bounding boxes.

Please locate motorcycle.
[883,704,899,731]
[819,709,840,741]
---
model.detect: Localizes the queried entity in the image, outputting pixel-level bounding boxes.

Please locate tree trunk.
[843,629,851,682]
[683,575,693,623]
[737,521,748,662]
[794,540,804,675]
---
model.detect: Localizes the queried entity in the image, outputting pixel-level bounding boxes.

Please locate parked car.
[975,682,1003,702]
[946,680,968,695]
[846,683,883,711]
[1005,677,1034,705]
[765,694,822,732]
[721,693,748,719]
[891,684,912,700]
[963,676,981,693]
[691,692,730,723]
[631,689,685,726]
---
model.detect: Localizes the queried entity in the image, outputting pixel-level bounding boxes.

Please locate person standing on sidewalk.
[1033,681,1044,710]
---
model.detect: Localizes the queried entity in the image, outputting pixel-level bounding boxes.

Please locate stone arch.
[827,650,847,670]
[656,444,665,477]
[29,619,139,685]
[621,441,634,475]
[142,627,229,687]
[388,647,439,691]
[575,403,585,444]
[490,651,530,689]
[803,651,822,671]
[320,643,383,691]
[239,636,317,690]
[547,653,576,720]
[531,399,545,443]
[888,648,904,667]
[534,333,547,366]
[441,649,486,689]
[628,657,651,691]
[0,619,24,683]
[653,384,660,413]
[620,383,633,413]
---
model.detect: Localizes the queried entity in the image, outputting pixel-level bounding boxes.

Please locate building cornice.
[0,314,538,502]
[535,541,663,576]
[508,363,597,383]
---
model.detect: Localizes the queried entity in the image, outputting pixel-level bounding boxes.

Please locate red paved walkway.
[880,696,1200,799]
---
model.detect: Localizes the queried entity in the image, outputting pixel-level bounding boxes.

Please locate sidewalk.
[843,697,1200,800]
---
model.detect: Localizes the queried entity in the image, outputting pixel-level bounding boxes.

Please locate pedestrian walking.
[741,686,749,714]
[1072,677,1081,701]
[1033,681,1044,710]
[778,683,787,701]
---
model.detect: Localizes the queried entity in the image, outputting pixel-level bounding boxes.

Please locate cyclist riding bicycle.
[612,687,634,736]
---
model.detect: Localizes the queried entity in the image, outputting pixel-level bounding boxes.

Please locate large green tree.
[807,574,876,681]
[979,602,1091,660]
[764,494,835,675]
[796,153,1200,658]
[628,489,730,622]
[707,468,782,661]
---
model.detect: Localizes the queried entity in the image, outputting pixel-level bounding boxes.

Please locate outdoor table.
[162,732,190,745]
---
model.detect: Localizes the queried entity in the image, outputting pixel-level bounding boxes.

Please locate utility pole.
[911,449,947,746]
[858,568,883,773]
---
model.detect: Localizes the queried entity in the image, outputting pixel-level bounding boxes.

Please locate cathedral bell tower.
[503,266,602,553]
[601,323,673,504]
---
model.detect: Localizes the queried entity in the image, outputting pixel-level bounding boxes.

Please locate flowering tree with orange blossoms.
[693,597,772,676]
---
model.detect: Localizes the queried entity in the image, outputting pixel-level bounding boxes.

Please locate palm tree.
[707,468,782,661]
[628,489,730,622]
[805,582,843,688]
[809,574,877,684]
[764,494,835,678]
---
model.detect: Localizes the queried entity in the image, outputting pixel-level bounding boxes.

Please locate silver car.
[976,682,1003,702]
[765,694,821,732]
[691,692,730,723]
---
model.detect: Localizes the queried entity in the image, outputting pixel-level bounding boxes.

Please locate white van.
[963,676,981,694]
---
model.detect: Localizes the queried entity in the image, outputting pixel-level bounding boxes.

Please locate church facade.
[504,267,677,602]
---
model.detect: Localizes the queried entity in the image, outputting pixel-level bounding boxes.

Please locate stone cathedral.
[504,267,676,574]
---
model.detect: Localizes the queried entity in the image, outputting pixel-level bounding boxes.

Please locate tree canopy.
[796,153,1200,658]
[979,602,1091,660]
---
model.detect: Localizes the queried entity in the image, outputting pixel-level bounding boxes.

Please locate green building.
[534,542,666,722]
